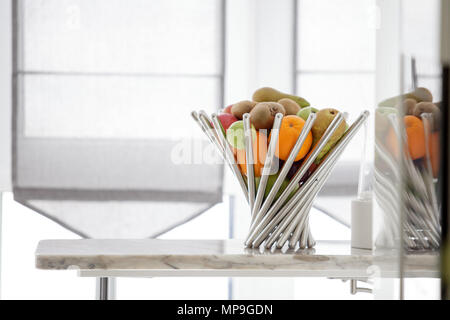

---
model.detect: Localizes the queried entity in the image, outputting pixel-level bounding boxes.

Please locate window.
[5,0,229,299]
[401,0,441,100]
[295,0,376,162]
[19,0,224,140]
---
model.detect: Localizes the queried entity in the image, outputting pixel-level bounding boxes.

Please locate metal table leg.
[350,279,372,295]
[0,192,2,299]
[96,277,116,300]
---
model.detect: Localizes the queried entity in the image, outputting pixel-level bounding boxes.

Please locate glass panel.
[374,0,442,299]
[297,0,376,72]
[373,0,402,299]
[400,0,442,299]
[22,0,222,74]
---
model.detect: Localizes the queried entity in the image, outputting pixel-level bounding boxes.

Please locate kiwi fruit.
[379,87,433,107]
[396,98,416,115]
[231,100,257,119]
[413,102,441,130]
[277,98,301,115]
[250,102,286,130]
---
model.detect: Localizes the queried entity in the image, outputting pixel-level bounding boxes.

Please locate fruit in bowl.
[249,102,286,130]
[252,87,310,108]
[271,115,313,161]
[378,87,433,107]
[226,120,256,151]
[386,115,426,160]
[297,106,318,121]
[311,108,347,162]
[192,86,369,250]
[278,98,301,115]
[217,113,238,133]
[255,172,299,202]
[219,88,354,201]
[236,131,267,177]
[231,100,257,119]
[223,104,233,114]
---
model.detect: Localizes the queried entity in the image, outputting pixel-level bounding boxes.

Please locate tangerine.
[386,115,426,160]
[236,130,268,177]
[270,115,312,161]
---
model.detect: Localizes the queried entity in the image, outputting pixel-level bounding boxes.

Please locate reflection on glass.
[376,85,441,251]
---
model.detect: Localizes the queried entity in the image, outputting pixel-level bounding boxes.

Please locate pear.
[252,87,310,108]
[378,87,433,107]
[311,108,347,162]
[297,106,319,121]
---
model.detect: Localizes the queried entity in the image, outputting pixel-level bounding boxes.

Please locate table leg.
[0,192,2,299]
[96,277,116,300]
[350,279,372,295]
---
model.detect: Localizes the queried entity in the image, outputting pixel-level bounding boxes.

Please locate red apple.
[223,105,233,114]
[218,113,238,132]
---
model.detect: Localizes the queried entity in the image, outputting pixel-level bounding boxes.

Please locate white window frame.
[0,0,11,192]
[293,0,376,196]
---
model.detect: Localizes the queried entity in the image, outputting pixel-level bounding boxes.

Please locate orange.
[428,132,440,178]
[386,115,426,160]
[236,131,267,177]
[270,115,312,161]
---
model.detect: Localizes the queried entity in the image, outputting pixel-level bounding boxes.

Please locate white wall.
[0,0,11,191]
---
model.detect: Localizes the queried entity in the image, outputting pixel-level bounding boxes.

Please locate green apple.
[376,106,398,116]
[255,173,299,201]
[226,120,256,150]
[297,106,319,121]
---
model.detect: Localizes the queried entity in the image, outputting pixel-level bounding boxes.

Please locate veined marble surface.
[35,239,438,278]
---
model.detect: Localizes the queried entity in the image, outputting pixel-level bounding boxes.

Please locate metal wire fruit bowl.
[374,111,440,251]
[192,109,369,249]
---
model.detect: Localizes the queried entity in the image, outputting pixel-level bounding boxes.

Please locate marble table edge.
[34,239,439,279]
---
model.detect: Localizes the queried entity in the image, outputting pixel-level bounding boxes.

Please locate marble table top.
[35,239,439,278]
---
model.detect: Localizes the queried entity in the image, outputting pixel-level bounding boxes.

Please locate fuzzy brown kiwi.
[231,100,257,119]
[413,102,441,130]
[396,98,416,115]
[250,102,286,130]
[277,98,300,115]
